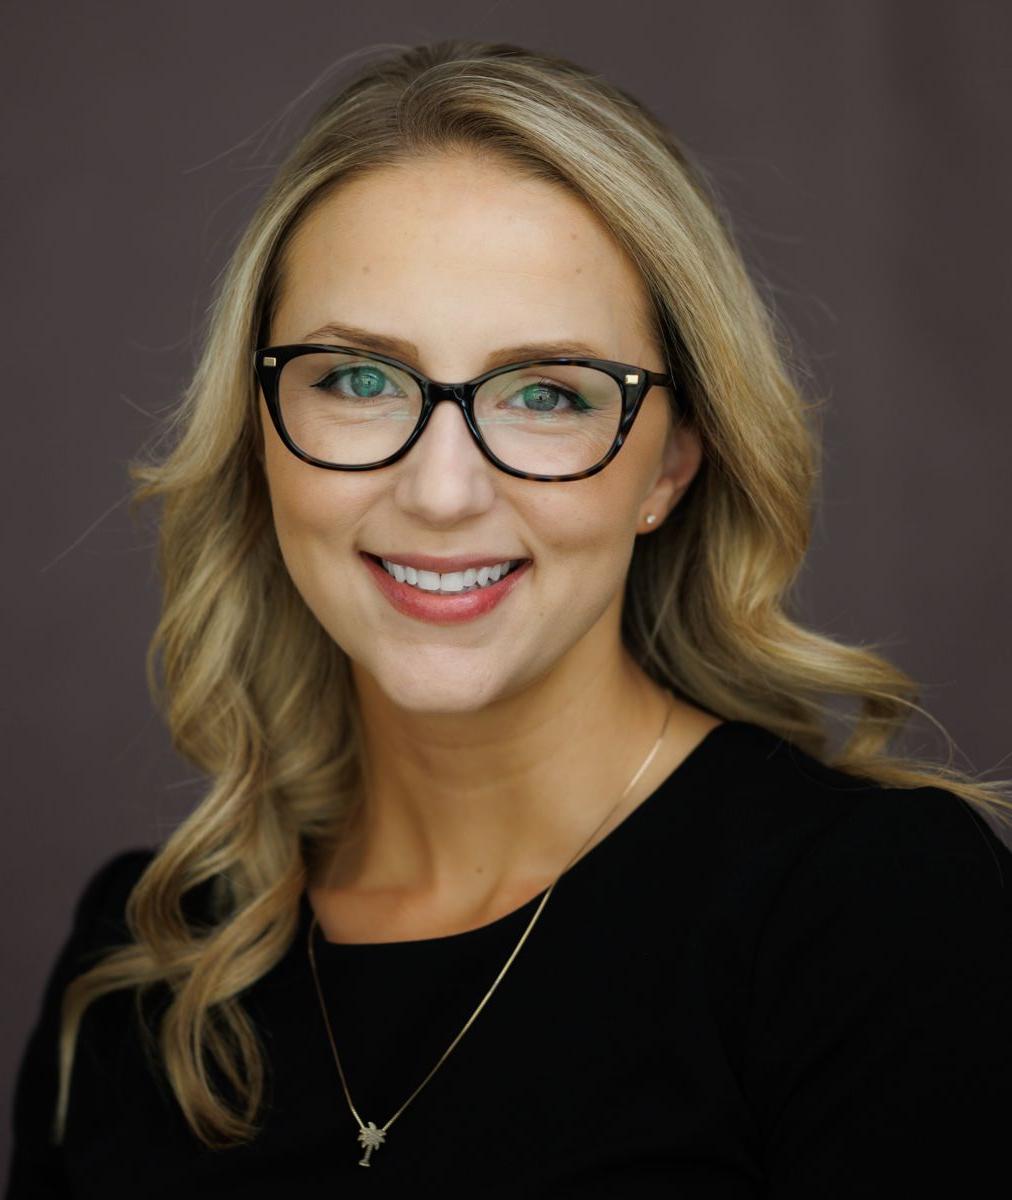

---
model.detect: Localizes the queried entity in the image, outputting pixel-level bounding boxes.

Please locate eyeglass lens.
[275,350,623,475]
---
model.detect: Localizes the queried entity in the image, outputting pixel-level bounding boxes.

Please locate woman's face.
[261,153,702,715]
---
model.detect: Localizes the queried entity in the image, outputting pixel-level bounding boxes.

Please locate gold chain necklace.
[306,695,675,1167]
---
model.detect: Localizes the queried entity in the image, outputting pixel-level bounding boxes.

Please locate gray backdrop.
[3,0,1009,1172]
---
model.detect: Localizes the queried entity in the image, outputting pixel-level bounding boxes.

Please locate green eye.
[316,364,396,400]
[508,380,591,414]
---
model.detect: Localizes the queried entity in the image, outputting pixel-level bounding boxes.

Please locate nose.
[412,393,489,468]
[392,395,497,524]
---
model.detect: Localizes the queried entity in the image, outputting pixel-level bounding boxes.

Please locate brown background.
[2,0,1009,1170]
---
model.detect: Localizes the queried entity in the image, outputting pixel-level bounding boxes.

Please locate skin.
[261,152,719,942]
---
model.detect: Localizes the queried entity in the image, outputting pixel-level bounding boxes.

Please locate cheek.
[534,457,643,562]
[528,473,640,616]
[261,405,363,546]
[264,450,331,548]
[263,472,373,653]
[262,440,371,594]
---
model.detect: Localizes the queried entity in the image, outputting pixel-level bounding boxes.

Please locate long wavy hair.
[54,38,1012,1149]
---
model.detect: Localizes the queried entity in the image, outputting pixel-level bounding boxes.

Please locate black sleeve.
[4,849,155,1199]
[740,785,1012,1197]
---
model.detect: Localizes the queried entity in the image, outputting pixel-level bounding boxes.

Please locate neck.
[320,647,684,904]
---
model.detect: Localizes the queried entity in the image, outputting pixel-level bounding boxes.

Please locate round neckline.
[302,717,744,953]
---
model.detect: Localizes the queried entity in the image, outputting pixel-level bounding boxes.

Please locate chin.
[359,657,512,717]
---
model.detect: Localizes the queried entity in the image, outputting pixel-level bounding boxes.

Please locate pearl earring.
[645,514,657,526]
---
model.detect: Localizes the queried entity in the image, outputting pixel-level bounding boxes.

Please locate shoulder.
[6,848,157,1182]
[76,847,157,917]
[680,720,1012,971]
[70,847,157,960]
[699,719,1010,892]
[716,727,1012,1187]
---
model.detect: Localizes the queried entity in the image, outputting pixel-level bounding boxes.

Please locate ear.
[638,416,702,530]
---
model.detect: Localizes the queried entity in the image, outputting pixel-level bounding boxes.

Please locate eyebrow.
[300,321,608,371]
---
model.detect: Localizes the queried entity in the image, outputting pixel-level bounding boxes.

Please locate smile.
[379,556,524,593]
[360,552,532,625]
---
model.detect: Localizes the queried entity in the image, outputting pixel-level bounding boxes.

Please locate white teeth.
[380,557,520,594]
[415,569,441,591]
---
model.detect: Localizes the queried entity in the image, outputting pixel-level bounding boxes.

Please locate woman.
[7,39,1011,1198]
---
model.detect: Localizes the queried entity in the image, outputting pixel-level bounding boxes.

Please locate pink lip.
[360,552,532,625]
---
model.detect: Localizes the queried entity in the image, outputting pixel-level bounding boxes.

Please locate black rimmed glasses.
[253,343,683,482]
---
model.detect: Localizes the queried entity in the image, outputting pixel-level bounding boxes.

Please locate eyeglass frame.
[253,342,685,483]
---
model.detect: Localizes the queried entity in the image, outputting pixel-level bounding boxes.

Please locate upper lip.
[364,551,529,572]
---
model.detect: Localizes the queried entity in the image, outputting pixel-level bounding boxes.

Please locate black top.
[6,720,1012,1198]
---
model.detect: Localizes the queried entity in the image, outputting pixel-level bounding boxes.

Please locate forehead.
[272,155,657,362]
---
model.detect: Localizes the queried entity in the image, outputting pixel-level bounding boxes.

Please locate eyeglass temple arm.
[642,368,676,388]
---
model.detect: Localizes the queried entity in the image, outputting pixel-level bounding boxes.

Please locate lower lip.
[360,553,532,625]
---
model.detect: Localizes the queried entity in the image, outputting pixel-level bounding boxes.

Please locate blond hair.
[54,38,1011,1149]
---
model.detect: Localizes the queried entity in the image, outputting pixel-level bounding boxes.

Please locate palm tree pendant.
[357,1121,386,1166]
